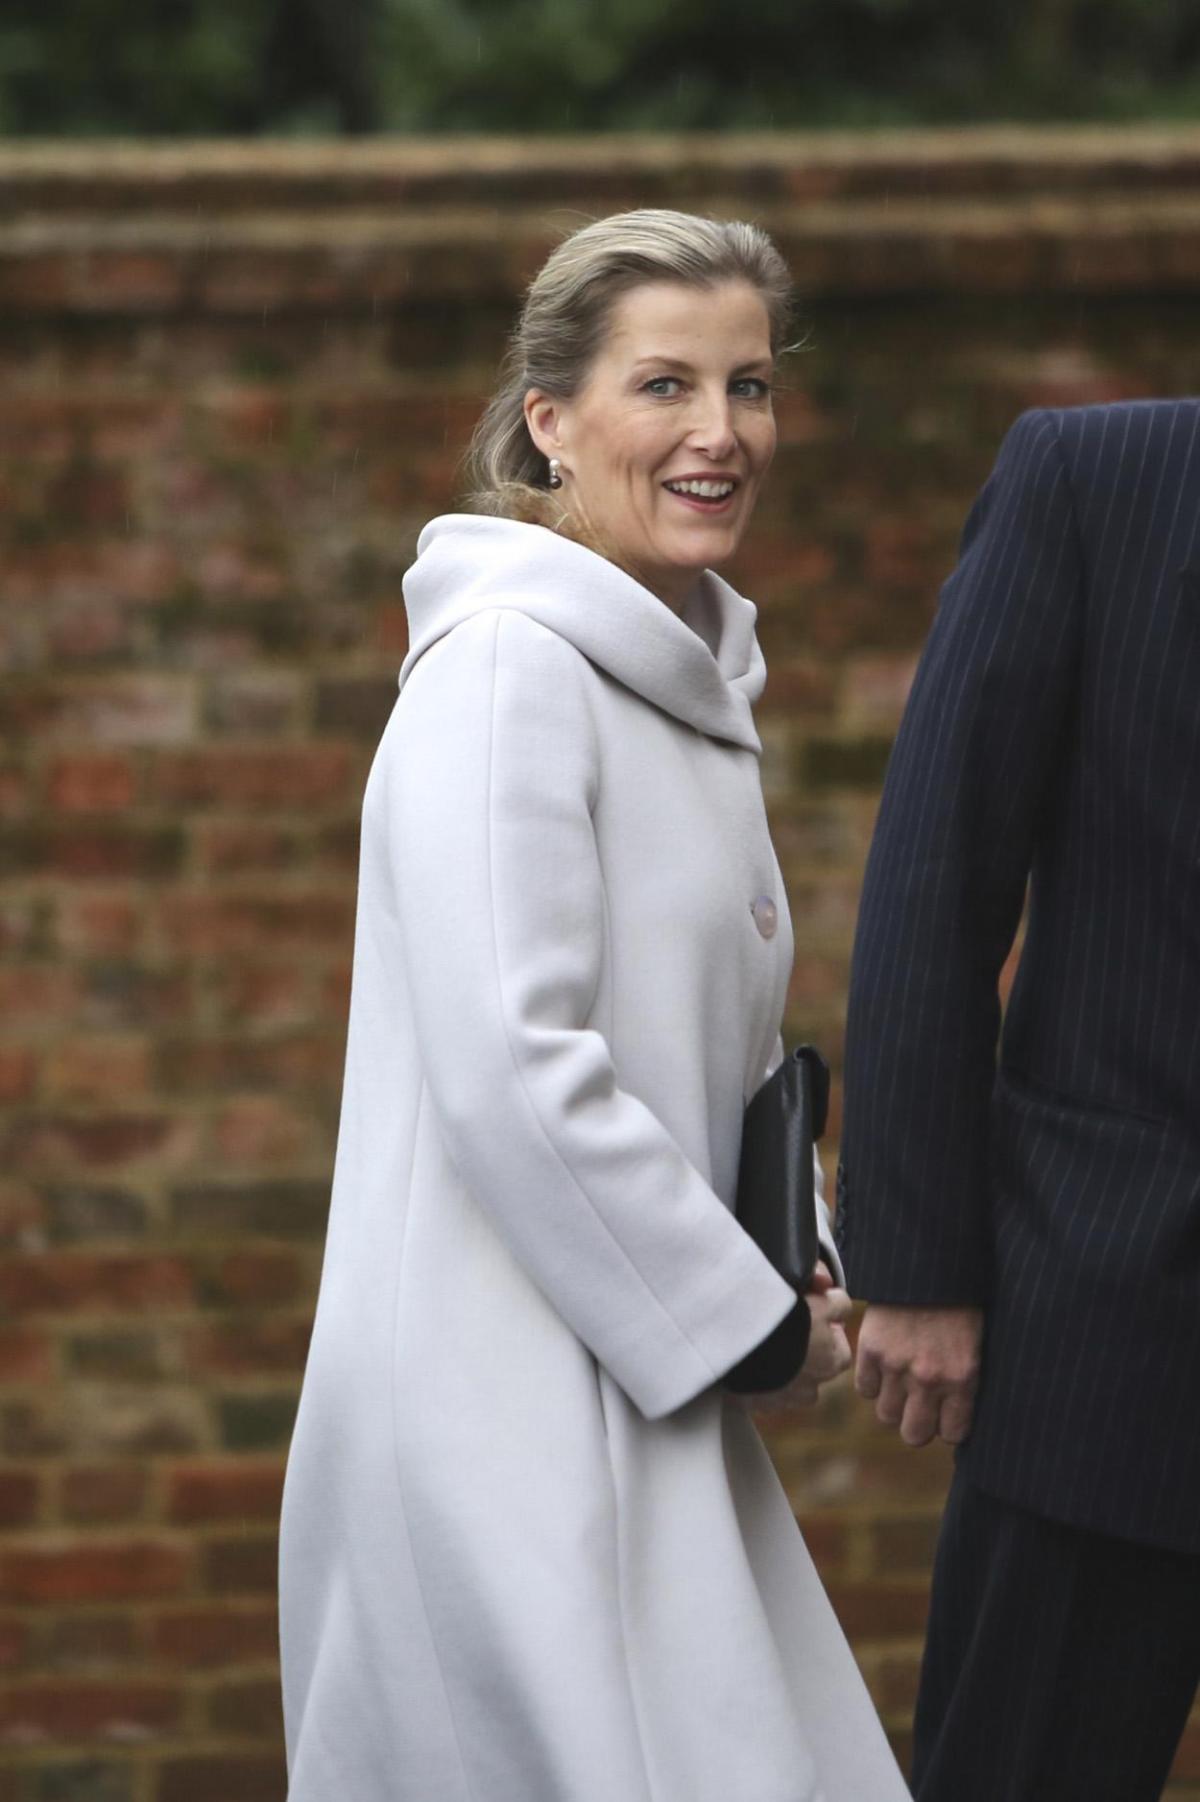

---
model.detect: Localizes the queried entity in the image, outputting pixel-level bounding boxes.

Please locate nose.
[687,388,737,460]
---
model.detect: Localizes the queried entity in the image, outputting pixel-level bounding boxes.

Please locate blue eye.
[731,378,771,400]
[643,377,682,397]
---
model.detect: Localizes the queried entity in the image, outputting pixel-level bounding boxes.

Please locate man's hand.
[855,1304,984,1447]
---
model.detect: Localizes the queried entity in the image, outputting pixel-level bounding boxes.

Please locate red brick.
[792,1512,849,1573]
[196,822,303,877]
[6,821,183,881]
[0,1616,30,1670]
[70,1387,208,1458]
[0,968,78,1026]
[0,1045,36,1103]
[157,1032,340,1097]
[0,764,31,821]
[159,892,352,957]
[864,515,941,589]
[871,1650,924,1716]
[210,1097,323,1168]
[0,1470,40,1529]
[79,962,193,1034]
[153,746,352,810]
[0,1326,54,1384]
[185,1317,310,1380]
[43,1038,153,1106]
[157,1752,287,1802]
[50,595,130,669]
[0,1678,181,1739]
[203,671,305,736]
[320,962,353,1019]
[210,963,312,1028]
[888,1725,916,1784]
[45,753,138,812]
[760,657,838,714]
[44,1611,142,1666]
[0,1541,190,1604]
[208,1251,305,1309]
[194,542,286,602]
[201,1535,278,1597]
[199,386,289,447]
[0,1253,194,1315]
[840,654,919,729]
[55,893,143,957]
[314,819,360,874]
[60,1466,150,1526]
[852,1440,957,1502]
[868,1513,942,1577]
[152,1605,279,1670]
[824,1579,931,1641]
[24,676,195,747]
[0,896,45,954]
[167,1463,284,1526]
[374,602,409,657]
[8,1113,201,1177]
[208,1677,284,1737]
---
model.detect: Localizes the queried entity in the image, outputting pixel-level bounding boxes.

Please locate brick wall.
[1,131,1199,1801]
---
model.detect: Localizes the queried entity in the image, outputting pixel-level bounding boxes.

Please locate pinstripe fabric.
[912,1472,1200,1802]
[838,400,1200,1552]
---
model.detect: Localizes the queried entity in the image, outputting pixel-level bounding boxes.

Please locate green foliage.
[3,0,1200,136]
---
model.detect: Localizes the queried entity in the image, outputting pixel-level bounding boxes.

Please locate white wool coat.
[279,516,910,1802]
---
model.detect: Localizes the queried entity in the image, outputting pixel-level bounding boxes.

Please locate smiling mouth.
[663,477,738,509]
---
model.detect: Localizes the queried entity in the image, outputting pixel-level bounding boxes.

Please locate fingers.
[871,1364,951,1446]
[936,1386,977,1446]
[899,1387,941,1448]
[827,1323,852,1380]
[854,1305,983,1448]
[810,1285,851,1326]
[803,1318,852,1386]
[854,1339,882,1401]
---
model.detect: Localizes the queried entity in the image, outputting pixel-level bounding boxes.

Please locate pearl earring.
[547,457,563,490]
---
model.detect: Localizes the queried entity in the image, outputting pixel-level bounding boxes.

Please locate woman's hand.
[738,1262,853,1413]
[802,1262,853,1385]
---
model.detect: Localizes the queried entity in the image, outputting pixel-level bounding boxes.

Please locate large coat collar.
[400,514,765,754]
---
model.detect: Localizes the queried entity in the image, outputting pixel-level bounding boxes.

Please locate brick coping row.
[4,128,1200,311]
[5,126,1200,206]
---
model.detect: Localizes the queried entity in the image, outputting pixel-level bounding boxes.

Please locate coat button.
[750,895,777,939]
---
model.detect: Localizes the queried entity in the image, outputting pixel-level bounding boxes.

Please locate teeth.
[666,479,735,499]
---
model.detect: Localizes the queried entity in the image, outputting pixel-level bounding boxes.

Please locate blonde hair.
[463,208,794,525]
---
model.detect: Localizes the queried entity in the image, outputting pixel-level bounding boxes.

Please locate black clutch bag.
[724,1044,830,1395]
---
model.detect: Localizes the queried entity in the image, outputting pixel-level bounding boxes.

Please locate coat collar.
[400,514,765,754]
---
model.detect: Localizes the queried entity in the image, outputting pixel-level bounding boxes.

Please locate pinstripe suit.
[838,401,1200,1799]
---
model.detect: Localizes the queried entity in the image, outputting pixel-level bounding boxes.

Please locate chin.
[676,530,741,569]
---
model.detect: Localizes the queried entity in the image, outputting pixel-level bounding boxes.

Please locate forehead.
[599,279,772,361]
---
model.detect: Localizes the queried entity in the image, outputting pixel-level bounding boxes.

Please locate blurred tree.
[0,0,381,136]
[1,0,1198,136]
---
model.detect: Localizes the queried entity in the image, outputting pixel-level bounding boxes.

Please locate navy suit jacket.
[838,400,1200,1553]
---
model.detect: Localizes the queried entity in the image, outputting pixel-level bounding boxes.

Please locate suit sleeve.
[389,607,802,1419]
[837,409,1084,1304]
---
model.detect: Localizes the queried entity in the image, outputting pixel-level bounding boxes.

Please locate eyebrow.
[629,354,774,376]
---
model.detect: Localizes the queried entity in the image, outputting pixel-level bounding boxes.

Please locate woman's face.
[525,279,777,609]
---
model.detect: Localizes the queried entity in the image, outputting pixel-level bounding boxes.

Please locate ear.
[523,389,567,462]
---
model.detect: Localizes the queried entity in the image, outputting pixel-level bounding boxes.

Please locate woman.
[279,209,910,1802]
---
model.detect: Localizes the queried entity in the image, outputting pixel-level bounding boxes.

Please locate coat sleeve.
[388,606,801,1419]
[837,409,1084,1305]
